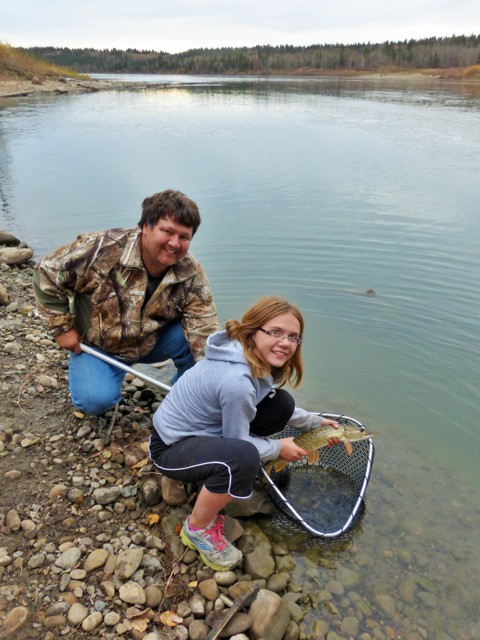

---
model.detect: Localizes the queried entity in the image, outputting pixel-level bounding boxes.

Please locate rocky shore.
[0,232,310,640]
[0,77,167,99]
[3,232,466,640]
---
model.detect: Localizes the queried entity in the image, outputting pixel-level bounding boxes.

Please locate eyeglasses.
[257,327,302,345]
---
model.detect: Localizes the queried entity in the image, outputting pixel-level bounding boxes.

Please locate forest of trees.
[22,35,480,76]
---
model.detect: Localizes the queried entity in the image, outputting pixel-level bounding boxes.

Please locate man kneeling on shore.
[33,189,219,415]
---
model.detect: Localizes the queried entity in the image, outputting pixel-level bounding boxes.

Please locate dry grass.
[0,42,86,80]
[419,64,480,79]
[461,64,480,78]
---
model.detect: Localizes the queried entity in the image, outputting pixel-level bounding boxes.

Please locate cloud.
[1,0,478,53]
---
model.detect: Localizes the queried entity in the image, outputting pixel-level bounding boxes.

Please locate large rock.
[249,589,291,640]
[161,476,188,505]
[0,605,30,636]
[244,546,276,580]
[115,548,144,580]
[83,549,110,572]
[118,581,146,605]
[224,485,275,517]
[0,282,9,305]
[0,231,21,246]
[140,476,163,506]
[0,247,34,265]
[92,486,122,505]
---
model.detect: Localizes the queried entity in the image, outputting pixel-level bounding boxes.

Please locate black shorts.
[149,388,294,498]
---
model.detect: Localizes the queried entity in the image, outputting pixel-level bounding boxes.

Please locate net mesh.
[261,416,375,540]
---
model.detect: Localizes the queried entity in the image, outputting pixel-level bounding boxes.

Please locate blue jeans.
[69,320,195,415]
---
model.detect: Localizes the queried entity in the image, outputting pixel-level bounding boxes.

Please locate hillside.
[0,43,146,98]
[0,42,86,80]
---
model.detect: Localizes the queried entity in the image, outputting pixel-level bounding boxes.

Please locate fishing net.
[260,414,375,540]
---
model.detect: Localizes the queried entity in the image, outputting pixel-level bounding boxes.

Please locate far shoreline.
[1,68,480,99]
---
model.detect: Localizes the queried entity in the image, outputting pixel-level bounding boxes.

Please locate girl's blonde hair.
[225,295,304,387]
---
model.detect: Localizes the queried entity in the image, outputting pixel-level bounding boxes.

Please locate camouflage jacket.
[33,227,219,362]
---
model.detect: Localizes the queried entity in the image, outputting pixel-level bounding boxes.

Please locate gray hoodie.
[152,330,324,462]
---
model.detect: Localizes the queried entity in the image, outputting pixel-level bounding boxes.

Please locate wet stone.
[267,573,289,593]
[335,566,361,589]
[249,589,290,640]
[418,590,438,608]
[244,546,275,580]
[375,593,396,618]
[326,579,345,596]
[341,616,360,636]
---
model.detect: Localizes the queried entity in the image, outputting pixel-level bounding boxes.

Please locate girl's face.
[252,311,301,371]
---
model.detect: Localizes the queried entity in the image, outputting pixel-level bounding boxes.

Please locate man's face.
[141,215,193,275]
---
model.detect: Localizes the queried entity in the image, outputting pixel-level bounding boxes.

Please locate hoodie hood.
[205,330,250,366]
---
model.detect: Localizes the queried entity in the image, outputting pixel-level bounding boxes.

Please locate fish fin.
[273,460,288,473]
[344,441,353,456]
[306,450,319,465]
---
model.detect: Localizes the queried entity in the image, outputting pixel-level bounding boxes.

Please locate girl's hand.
[279,437,308,462]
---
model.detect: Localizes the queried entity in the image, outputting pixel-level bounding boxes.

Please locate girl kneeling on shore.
[149,296,339,571]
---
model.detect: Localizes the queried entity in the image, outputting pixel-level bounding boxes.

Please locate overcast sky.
[2,0,479,53]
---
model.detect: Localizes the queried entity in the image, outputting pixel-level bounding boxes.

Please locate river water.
[1,74,479,638]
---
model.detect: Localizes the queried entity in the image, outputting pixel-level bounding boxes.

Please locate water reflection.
[93,71,480,105]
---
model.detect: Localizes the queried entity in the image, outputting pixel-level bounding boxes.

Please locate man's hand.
[55,328,82,354]
[321,418,341,446]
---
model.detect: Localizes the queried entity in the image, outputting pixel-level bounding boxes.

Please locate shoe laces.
[204,515,227,551]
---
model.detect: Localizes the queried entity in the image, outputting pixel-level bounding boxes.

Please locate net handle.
[319,413,366,431]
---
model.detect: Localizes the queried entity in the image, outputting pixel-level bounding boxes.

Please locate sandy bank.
[0,77,164,98]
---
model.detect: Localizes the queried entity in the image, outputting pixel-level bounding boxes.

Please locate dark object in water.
[348,287,376,297]
[261,413,375,540]
[269,465,291,489]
